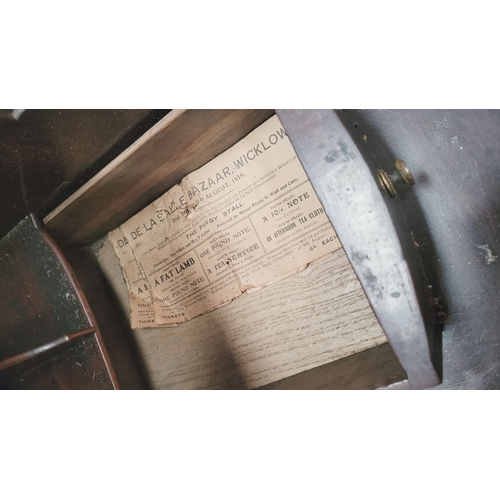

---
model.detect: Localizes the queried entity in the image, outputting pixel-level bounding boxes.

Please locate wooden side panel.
[277,109,439,389]
[259,343,406,390]
[44,109,275,245]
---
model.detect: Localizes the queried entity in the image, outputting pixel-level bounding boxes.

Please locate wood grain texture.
[260,343,406,390]
[44,110,275,246]
[93,237,388,389]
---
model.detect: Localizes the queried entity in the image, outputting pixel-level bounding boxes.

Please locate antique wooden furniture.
[276,110,440,389]
[2,109,447,389]
[5,109,500,390]
[0,215,145,389]
[40,110,436,389]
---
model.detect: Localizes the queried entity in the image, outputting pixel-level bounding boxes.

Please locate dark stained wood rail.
[0,215,145,389]
[44,110,275,245]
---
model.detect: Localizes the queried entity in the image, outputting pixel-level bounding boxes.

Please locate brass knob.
[378,160,415,197]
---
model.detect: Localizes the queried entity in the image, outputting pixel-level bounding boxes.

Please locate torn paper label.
[108,114,341,328]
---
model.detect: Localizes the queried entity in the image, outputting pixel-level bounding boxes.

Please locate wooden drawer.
[38,109,438,390]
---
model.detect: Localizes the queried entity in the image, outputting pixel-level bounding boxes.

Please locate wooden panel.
[92,237,388,389]
[342,109,500,389]
[44,109,275,245]
[0,109,167,239]
[259,343,406,390]
[277,109,439,389]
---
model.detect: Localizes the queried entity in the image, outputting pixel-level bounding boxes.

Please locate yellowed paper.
[108,115,341,328]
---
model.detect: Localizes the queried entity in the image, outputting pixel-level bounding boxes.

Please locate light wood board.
[93,238,387,389]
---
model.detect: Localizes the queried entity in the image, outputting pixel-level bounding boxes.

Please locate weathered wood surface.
[44,110,275,245]
[341,110,500,390]
[93,238,388,389]
[260,343,406,390]
[277,109,439,390]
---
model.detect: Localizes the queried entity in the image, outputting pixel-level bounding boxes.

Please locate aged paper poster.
[108,115,341,328]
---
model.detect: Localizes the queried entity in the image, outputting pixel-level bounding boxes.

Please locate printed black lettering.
[277,127,287,139]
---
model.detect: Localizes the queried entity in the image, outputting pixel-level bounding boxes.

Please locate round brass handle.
[378,160,415,197]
